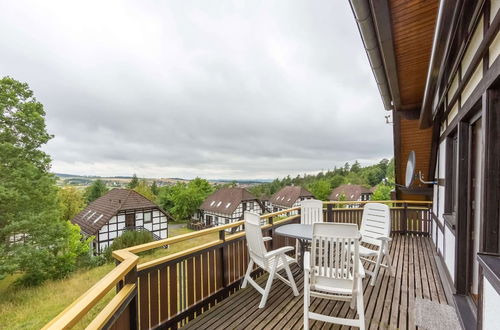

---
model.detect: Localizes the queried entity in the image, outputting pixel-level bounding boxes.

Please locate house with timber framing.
[269,186,314,212]
[351,0,500,327]
[71,188,171,254]
[197,187,265,227]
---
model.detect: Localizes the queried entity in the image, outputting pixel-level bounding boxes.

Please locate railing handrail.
[323,200,432,205]
[44,200,431,329]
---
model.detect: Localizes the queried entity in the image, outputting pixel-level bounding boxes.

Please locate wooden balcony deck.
[183,235,448,330]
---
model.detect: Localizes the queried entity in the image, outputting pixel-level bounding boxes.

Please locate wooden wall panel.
[389,0,439,107]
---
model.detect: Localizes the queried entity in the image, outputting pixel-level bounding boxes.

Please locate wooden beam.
[370,0,401,110]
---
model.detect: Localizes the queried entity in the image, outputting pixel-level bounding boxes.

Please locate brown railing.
[44,200,431,330]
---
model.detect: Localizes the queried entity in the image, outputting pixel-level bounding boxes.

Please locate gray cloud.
[0,0,392,179]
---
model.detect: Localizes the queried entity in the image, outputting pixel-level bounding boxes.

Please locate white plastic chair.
[359,203,394,286]
[304,223,365,330]
[297,199,324,257]
[241,211,299,308]
[300,199,324,224]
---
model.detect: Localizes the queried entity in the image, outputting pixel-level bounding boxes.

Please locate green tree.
[0,77,91,285]
[351,161,361,173]
[58,186,85,221]
[372,184,392,200]
[134,179,156,201]
[308,179,331,201]
[127,174,139,189]
[84,179,109,203]
[151,181,159,196]
[158,178,214,221]
[330,175,346,189]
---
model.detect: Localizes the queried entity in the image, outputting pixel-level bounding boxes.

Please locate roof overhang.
[349,0,441,198]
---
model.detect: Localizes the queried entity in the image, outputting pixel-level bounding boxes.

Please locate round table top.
[274,223,312,240]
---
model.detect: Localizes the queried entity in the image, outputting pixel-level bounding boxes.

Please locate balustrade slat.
[159,266,168,322]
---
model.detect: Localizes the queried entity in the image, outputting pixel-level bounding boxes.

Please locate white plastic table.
[274,224,312,270]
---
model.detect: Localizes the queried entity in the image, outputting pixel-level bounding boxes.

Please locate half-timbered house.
[198,187,264,227]
[269,186,314,212]
[352,0,500,327]
[329,184,374,205]
[71,188,171,254]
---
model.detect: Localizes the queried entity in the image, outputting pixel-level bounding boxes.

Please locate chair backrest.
[310,223,360,283]
[244,211,267,262]
[300,199,324,225]
[359,203,391,247]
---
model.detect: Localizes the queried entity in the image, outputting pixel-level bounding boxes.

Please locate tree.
[134,179,156,201]
[158,178,214,221]
[308,179,331,201]
[0,77,90,285]
[58,186,85,221]
[150,181,159,196]
[330,175,346,189]
[127,174,139,189]
[351,161,361,173]
[372,184,392,201]
[84,179,109,203]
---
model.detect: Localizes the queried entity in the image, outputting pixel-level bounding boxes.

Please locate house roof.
[270,186,314,208]
[71,188,162,235]
[329,184,373,202]
[350,1,439,199]
[200,187,258,215]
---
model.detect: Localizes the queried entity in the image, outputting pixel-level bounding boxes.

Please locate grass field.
[0,226,218,330]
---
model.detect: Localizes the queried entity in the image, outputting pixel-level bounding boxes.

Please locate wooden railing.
[44,200,431,330]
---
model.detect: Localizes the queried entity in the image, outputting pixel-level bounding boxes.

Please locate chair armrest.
[376,236,392,242]
[264,246,294,258]
[262,236,272,242]
[304,252,311,272]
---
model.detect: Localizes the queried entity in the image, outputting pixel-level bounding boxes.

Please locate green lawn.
[0,226,217,330]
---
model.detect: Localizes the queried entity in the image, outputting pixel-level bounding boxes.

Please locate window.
[249,202,254,209]
[225,202,231,208]
[210,201,215,206]
[144,212,152,223]
[217,201,222,207]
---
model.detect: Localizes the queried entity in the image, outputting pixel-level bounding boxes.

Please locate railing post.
[327,204,333,223]
[219,229,228,291]
[403,202,408,234]
[269,216,274,249]
[125,265,138,330]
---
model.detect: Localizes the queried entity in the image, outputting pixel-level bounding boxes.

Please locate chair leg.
[259,266,276,308]
[356,277,366,330]
[370,251,383,286]
[284,260,299,296]
[303,271,310,330]
[241,260,254,289]
[350,290,356,309]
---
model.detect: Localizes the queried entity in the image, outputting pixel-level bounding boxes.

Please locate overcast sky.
[0,0,392,180]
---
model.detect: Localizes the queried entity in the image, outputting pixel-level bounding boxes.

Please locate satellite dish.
[405,151,416,188]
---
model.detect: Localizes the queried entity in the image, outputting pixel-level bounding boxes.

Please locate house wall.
[95,208,168,254]
[202,200,263,228]
[429,2,500,325]
[271,196,313,213]
[482,277,500,329]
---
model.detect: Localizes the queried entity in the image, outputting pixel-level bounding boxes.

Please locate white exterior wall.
[96,208,168,254]
[444,226,456,282]
[482,278,500,329]
[203,201,263,227]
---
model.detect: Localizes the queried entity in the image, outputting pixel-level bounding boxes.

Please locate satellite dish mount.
[405,150,437,187]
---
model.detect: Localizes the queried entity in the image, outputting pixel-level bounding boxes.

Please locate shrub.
[103,231,154,261]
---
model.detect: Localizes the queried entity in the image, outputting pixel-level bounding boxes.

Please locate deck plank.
[182,236,449,330]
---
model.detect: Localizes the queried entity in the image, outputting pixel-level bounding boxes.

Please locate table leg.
[298,239,305,270]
